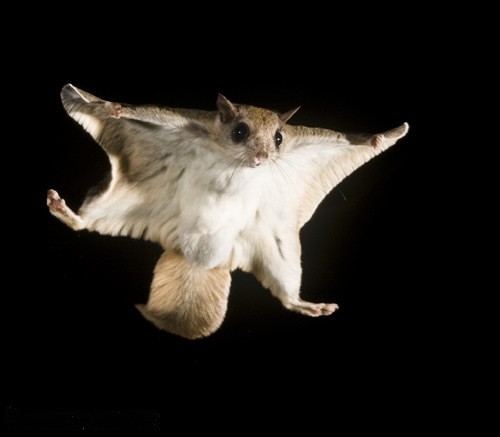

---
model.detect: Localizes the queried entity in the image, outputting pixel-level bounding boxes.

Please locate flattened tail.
[136,252,232,340]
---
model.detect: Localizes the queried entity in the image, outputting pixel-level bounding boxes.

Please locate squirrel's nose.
[253,151,269,166]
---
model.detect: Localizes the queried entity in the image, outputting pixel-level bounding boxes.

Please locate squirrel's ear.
[216,94,238,123]
[279,106,300,126]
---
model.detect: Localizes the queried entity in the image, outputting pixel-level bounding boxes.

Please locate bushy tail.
[136,252,231,340]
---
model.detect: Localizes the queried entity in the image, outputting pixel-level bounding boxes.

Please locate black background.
[3,19,438,430]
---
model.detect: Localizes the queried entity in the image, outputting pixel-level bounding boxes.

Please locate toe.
[322,303,339,315]
[47,189,60,206]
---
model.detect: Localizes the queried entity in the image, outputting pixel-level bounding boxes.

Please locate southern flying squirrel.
[48,84,408,339]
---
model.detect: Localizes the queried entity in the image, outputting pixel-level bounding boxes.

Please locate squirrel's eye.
[274,131,283,148]
[232,122,250,143]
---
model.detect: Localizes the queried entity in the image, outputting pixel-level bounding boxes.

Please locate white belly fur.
[177,158,266,269]
[81,144,283,271]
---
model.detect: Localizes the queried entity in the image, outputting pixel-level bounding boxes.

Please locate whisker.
[268,160,281,193]
[269,160,288,195]
[339,188,347,201]
[279,155,320,184]
[272,157,295,186]
[226,151,247,173]
[279,156,317,174]
[227,155,246,186]
[273,159,301,202]
[210,150,247,181]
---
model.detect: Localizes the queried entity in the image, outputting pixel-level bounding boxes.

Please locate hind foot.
[285,299,339,317]
[47,189,86,230]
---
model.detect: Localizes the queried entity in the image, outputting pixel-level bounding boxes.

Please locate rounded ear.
[279,106,301,125]
[216,94,238,123]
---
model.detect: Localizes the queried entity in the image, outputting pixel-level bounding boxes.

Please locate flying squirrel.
[48,84,408,339]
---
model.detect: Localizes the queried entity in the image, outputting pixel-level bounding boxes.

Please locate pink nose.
[254,151,269,165]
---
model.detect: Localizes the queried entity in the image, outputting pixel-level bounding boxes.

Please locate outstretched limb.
[47,189,86,231]
[286,299,338,317]
[251,233,338,317]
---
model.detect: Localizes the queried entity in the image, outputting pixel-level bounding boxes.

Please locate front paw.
[105,101,122,119]
[47,189,68,215]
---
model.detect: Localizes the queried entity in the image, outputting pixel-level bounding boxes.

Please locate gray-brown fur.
[61,84,215,184]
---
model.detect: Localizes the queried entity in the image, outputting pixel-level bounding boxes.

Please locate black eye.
[231,122,250,143]
[275,131,283,148]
